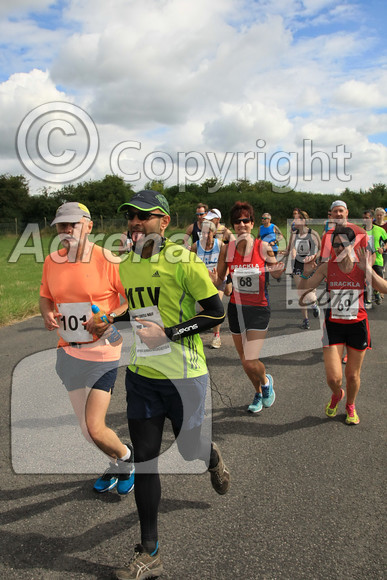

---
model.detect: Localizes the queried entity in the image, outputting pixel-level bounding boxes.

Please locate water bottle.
[91,305,123,346]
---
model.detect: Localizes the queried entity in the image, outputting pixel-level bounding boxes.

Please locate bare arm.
[302,229,322,271]
[357,247,387,293]
[214,244,229,288]
[274,225,284,243]
[224,227,235,243]
[280,229,296,256]
[39,296,61,331]
[183,223,194,248]
[298,262,327,305]
[369,270,387,293]
[262,242,285,279]
[298,262,327,290]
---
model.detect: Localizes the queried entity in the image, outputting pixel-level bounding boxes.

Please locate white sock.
[119,445,131,462]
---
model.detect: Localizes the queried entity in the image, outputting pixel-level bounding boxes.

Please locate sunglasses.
[261,217,269,220]
[125,210,165,221]
[332,241,351,248]
[196,212,206,216]
[234,218,251,224]
[56,222,80,229]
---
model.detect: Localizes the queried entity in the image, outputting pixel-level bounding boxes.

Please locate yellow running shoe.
[325,388,345,418]
[345,404,360,425]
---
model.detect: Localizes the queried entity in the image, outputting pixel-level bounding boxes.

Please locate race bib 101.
[57,302,93,342]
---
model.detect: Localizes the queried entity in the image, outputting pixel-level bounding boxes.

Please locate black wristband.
[164,326,180,342]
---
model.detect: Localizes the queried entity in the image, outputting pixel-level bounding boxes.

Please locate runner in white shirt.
[192,220,226,348]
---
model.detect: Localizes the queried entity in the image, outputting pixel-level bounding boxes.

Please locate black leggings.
[129,416,212,547]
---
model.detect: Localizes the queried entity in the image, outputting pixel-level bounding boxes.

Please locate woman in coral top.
[299,225,374,425]
[215,201,284,414]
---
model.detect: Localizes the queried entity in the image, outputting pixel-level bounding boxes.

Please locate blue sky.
[1,0,386,194]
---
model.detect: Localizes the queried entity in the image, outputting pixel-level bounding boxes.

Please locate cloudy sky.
[1,0,386,195]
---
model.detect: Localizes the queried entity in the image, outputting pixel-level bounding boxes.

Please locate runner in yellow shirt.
[108,191,230,580]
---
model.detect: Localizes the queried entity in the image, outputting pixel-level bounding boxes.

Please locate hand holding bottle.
[91,305,123,346]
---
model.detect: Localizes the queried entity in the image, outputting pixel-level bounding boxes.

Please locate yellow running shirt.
[119,240,218,380]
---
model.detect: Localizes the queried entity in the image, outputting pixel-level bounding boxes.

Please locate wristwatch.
[108,312,117,322]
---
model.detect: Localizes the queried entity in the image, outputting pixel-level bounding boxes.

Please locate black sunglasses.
[125,210,165,221]
[57,222,80,228]
[332,241,351,248]
[234,218,251,224]
[196,212,206,216]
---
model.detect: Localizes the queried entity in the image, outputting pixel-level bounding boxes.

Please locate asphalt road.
[1,276,386,579]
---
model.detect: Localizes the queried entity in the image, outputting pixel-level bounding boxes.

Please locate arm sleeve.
[111,309,130,322]
[164,293,225,341]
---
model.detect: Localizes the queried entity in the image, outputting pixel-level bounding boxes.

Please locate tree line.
[1,173,386,230]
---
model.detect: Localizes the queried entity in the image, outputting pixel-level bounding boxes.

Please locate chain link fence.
[0,212,192,237]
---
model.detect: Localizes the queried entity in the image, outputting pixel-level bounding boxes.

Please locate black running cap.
[118,191,170,215]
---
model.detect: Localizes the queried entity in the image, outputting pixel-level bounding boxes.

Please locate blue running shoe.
[248,392,263,413]
[117,465,135,495]
[262,374,276,408]
[93,462,118,493]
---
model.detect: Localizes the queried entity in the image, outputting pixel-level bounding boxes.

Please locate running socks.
[119,445,132,462]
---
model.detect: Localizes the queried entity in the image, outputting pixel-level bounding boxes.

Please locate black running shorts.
[227,302,271,334]
[322,317,371,351]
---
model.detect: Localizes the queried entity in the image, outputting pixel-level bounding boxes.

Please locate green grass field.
[0,236,48,326]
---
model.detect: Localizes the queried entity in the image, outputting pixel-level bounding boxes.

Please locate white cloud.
[203,101,293,150]
[0,0,386,195]
[0,69,68,154]
[0,0,52,18]
[334,79,387,108]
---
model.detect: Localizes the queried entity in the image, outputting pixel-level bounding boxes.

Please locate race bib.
[295,238,311,257]
[232,267,261,293]
[205,260,217,271]
[57,302,93,342]
[330,289,360,320]
[131,306,171,357]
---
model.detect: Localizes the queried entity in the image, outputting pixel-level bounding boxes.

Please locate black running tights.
[128,416,212,547]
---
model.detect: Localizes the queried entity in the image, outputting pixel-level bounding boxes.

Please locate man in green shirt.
[363,209,387,305]
[110,190,229,580]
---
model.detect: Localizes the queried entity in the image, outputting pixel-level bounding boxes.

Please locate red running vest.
[327,260,367,323]
[227,238,268,307]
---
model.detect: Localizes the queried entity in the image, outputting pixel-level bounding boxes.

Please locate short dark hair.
[196,202,208,212]
[363,209,374,217]
[332,225,356,243]
[230,201,254,224]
